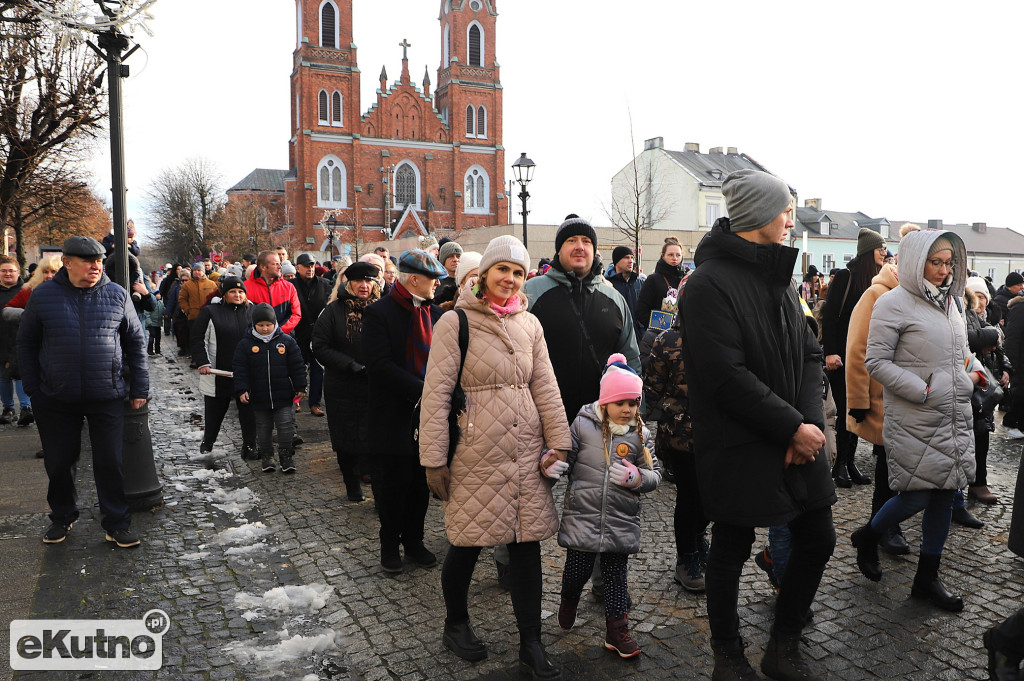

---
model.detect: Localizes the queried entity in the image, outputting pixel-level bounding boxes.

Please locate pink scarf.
[487,294,522,317]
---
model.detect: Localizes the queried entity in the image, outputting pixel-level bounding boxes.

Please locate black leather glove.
[849,408,868,423]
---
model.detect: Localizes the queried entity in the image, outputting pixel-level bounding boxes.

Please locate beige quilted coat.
[419,287,571,547]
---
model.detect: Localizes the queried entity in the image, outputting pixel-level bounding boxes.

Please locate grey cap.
[62,236,105,258]
[721,169,792,233]
[295,253,316,266]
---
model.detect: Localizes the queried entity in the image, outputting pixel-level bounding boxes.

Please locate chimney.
[643,137,664,151]
[927,219,943,230]
[804,198,821,211]
[709,146,723,155]
[684,142,700,153]
[727,147,738,155]
[973,222,987,233]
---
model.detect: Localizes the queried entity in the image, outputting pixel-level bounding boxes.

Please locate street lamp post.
[512,152,535,250]
[326,215,338,256]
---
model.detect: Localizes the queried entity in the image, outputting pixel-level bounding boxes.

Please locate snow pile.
[233,584,334,616]
[179,551,210,561]
[215,522,271,545]
[211,486,258,516]
[223,629,338,667]
[225,541,268,555]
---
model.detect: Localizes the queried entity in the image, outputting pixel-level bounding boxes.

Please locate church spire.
[422,66,431,99]
[399,38,411,84]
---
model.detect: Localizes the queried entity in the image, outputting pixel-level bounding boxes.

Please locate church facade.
[243,0,507,255]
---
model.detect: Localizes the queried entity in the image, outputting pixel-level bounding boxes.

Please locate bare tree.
[146,157,225,263]
[0,3,106,268]
[13,157,110,252]
[218,195,268,261]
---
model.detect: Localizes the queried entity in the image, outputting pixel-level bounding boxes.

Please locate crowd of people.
[5,168,1024,680]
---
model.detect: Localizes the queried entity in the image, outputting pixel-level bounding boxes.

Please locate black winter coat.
[362,292,443,459]
[680,220,835,527]
[819,263,869,358]
[635,259,685,332]
[232,326,306,411]
[1003,297,1024,371]
[191,300,253,399]
[993,285,1019,321]
[312,288,376,456]
[292,275,332,362]
[17,269,148,403]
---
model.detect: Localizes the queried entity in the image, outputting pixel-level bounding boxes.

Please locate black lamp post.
[326,215,338,255]
[512,152,535,249]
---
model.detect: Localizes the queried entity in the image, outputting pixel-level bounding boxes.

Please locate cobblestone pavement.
[6,350,1024,680]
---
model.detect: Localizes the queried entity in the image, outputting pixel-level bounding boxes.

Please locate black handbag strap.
[455,308,469,386]
[564,288,603,371]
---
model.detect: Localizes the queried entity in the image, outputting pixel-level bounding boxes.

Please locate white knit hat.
[455,251,483,288]
[479,235,530,276]
[965,276,989,299]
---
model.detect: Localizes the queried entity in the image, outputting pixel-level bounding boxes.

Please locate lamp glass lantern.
[511,153,535,249]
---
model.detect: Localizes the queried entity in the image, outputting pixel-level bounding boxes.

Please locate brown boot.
[557,596,579,631]
[969,485,999,505]
[604,614,641,658]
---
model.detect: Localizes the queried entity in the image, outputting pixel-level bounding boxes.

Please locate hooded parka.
[191,298,253,398]
[864,229,976,491]
[419,286,571,547]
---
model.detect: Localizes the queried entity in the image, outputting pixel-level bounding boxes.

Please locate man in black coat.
[292,253,332,416]
[681,170,836,681]
[994,272,1024,324]
[362,249,447,574]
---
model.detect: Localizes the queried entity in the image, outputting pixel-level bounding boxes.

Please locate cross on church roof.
[399,38,411,61]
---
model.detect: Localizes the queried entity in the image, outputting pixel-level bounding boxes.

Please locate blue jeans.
[870,489,954,556]
[768,524,792,584]
[0,378,30,410]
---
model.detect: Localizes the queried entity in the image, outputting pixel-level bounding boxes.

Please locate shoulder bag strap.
[455,308,469,382]
[565,289,604,371]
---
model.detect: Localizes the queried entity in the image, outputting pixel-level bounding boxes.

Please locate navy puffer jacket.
[17,268,149,402]
[232,324,306,410]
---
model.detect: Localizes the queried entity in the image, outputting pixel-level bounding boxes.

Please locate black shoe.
[952,507,985,529]
[518,636,561,680]
[984,629,1022,681]
[443,620,488,661]
[851,525,882,582]
[261,455,276,473]
[43,521,73,544]
[0,407,14,424]
[833,461,852,488]
[292,434,304,447]
[147,348,155,355]
[878,526,911,555]
[17,407,34,426]
[847,461,872,485]
[761,629,825,681]
[495,556,512,590]
[405,543,437,568]
[241,444,259,460]
[279,448,296,473]
[199,441,213,454]
[711,638,760,681]
[34,450,44,459]
[754,546,779,591]
[105,527,141,548]
[345,481,364,502]
[381,545,403,574]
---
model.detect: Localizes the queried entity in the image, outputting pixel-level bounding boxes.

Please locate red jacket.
[244,276,301,335]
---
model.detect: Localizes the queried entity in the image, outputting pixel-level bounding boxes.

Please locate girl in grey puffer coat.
[554,354,660,658]
[852,229,980,613]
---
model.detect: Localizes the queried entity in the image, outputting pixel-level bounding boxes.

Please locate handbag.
[972,363,1003,415]
[412,309,469,466]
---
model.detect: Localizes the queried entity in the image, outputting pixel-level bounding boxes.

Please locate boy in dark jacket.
[233,303,306,473]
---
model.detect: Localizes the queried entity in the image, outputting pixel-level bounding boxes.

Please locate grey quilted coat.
[419,287,571,547]
[864,229,976,491]
[557,403,660,554]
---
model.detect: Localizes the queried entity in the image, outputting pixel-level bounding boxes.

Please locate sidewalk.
[3,352,1024,679]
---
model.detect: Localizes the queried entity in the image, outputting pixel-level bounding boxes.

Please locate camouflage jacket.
[643,327,693,455]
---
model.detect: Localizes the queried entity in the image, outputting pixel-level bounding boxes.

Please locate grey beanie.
[721,169,792,233]
[479,235,531,277]
[857,227,886,256]
[438,240,463,265]
[927,235,954,258]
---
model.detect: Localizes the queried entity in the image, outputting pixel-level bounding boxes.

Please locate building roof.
[794,206,883,240]
[661,149,774,188]
[228,169,287,193]
[894,221,1024,256]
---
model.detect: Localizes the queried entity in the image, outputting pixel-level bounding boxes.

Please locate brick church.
[229,0,507,255]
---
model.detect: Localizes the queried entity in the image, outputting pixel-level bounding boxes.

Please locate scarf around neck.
[486,293,522,317]
[390,281,433,378]
[923,276,953,311]
[253,324,278,343]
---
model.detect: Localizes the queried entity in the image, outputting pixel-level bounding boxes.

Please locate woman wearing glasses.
[852,229,979,612]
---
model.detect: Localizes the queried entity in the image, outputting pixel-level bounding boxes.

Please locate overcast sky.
[87,0,1024,239]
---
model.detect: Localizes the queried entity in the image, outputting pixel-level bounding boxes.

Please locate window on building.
[443,24,450,65]
[706,202,720,226]
[331,91,342,125]
[464,167,489,212]
[843,253,854,264]
[468,24,482,66]
[395,163,418,207]
[320,1,337,49]
[317,156,346,207]
[318,90,329,124]
[820,220,831,236]
[822,254,835,271]
[476,106,487,139]
[989,267,997,280]
[465,105,475,137]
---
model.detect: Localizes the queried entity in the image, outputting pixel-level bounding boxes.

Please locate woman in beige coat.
[420,235,570,681]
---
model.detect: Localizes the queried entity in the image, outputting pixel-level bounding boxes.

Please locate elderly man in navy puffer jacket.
[17,236,149,549]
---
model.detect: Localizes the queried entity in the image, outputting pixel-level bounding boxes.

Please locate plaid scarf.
[390,281,433,378]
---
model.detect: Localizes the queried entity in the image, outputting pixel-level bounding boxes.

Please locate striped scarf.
[390,281,433,378]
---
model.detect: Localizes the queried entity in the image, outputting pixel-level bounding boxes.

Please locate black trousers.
[443,541,542,636]
[562,549,630,617]
[371,449,429,550]
[990,608,1024,658]
[34,395,131,533]
[1004,380,1024,429]
[827,366,859,462]
[673,450,710,554]
[871,444,896,517]
[707,505,835,641]
[973,419,990,486]
[202,395,256,449]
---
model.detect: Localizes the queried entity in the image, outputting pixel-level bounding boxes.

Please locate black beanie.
[251,302,276,326]
[611,245,634,266]
[1007,272,1024,287]
[219,276,245,296]
[555,214,598,253]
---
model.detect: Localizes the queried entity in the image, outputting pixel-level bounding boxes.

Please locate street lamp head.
[512,152,535,186]
[327,215,338,229]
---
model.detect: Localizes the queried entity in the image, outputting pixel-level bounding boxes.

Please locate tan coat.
[420,287,571,547]
[180,277,217,321]
[845,263,899,445]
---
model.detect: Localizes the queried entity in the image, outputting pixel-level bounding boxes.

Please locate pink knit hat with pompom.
[598,353,643,405]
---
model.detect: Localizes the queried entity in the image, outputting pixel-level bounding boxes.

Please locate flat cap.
[398,249,447,278]
[62,236,105,258]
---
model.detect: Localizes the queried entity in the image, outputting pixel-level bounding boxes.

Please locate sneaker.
[279,449,296,474]
[17,407,34,426]
[674,552,706,593]
[43,521,73,544]
[105,527,141,548]
[0,407,14,424]
[754,547,779,591]
[1003,427,1024,439]
[240,444,259,460]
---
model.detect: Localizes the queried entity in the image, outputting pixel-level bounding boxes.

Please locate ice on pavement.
[180,551,211,561]
[215,521,271,545]
[223,629,338,666]
[233,584,334,615]
[225,541,268,555]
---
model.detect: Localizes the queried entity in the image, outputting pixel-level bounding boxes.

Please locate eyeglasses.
[876,247,888,255]
[926,258,957,270]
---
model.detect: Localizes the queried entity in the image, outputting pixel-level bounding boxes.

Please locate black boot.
[877,525,910,555]
[338,456,364,501]
[518,627,561,680]
[910,553,963,612]
[710,638,759,681]
[443,619,487,661]
[832,449,852,488]
[850,524,882,581]
[760,628,825,681]
[847,457,872,485]
[984,628,1022,681]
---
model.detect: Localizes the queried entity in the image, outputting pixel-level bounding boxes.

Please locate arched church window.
[465,105,475,137]
[468,24,482,67]
[320,1,337,49]
[317,156,346,207]
[464,166,489,212]
[477,106,487,139]
[395,163,418,207]
[318,90,329,124]
[332,91,343,125]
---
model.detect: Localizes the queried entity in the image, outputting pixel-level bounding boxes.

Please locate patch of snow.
[180,551,210,561]
[233,584,334,615]
[225,541,268,555]
[223,629,337,667]
[215,522,270,545]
